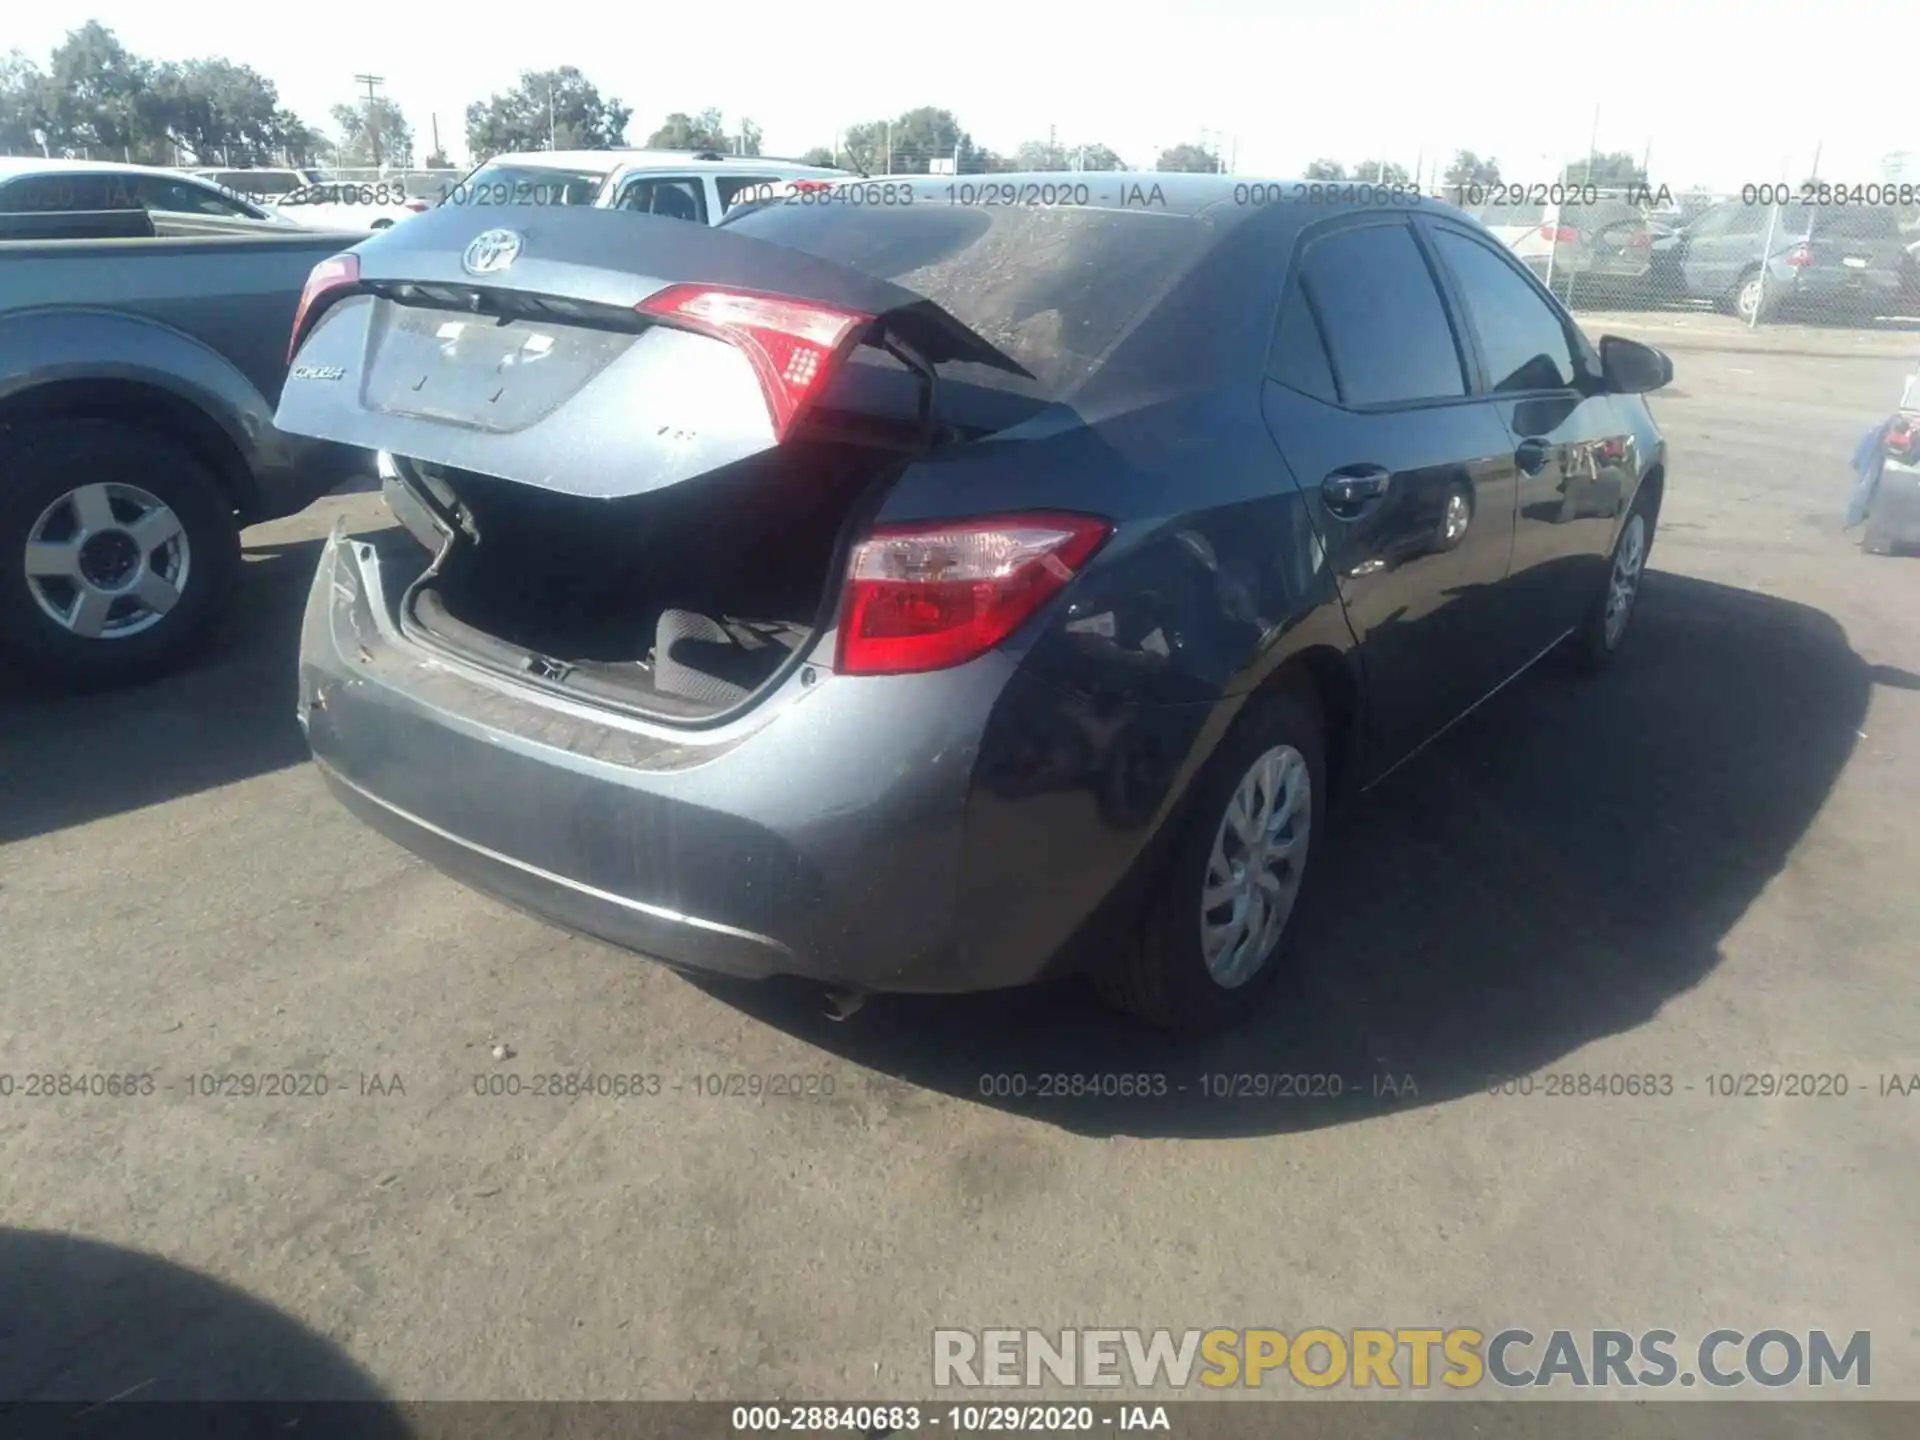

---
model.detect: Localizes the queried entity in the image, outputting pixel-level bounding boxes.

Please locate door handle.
[1321,466,1391,518]
[1515,438,1552,476]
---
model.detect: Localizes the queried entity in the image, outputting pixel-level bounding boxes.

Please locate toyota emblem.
[462,228,523,276]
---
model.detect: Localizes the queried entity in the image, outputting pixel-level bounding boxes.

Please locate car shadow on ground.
[0,534,339,847]
[0,1228,408,1434]
[702,571,1873,1139]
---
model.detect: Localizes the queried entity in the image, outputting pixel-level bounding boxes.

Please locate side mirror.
[1599,335,1673,394]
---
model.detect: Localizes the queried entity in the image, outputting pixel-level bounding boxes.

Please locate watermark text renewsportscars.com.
[934,1328,1870,1391]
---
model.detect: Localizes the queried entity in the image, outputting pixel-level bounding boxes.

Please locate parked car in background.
[1653,200,1907,323]
[1469,196,1655,301]
[0,157,296,227]
[1851,363,1920,556]
[196,168,430,232]
[441,148,856,224]
[276,177,1670,1033]
[0,212,372,684]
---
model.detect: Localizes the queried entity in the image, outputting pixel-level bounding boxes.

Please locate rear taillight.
[1889,417,1919,460]
[1541,225,1578,244]
[1629,232,1653,248]
[1786,243,1813,267]
[635,284,871,440]
[287,252,360,362]
[404,198,430,213]
[836,513,1113,676]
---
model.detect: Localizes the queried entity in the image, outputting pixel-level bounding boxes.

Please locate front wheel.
[1733,268,1778,325]
[0,421,240,686]
[1564,497,1655,672]
[1092,686,1327,1034]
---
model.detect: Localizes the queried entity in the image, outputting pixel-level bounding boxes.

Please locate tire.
[1732,267,1777,325]
[1565,492,1657,673]
[0,420,240,686]
[1091,684,1328,1035]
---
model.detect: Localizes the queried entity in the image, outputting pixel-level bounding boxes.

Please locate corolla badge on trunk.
[462,228,523,276]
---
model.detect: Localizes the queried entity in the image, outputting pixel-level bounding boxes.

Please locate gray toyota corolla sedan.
[276,174,1671,1034]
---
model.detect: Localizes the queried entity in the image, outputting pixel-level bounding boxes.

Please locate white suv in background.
[443,149,855,224]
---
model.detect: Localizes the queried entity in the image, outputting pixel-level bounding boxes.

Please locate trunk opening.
[396,439,902,722]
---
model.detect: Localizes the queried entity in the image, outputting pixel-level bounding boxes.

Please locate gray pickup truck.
[0,210,373,684]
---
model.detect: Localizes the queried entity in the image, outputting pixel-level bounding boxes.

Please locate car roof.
[476,149,853,178]
[0,157,217,181]
[787,171,1478,224]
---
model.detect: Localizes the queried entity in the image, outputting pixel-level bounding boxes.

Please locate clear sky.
[12,0,1906,188]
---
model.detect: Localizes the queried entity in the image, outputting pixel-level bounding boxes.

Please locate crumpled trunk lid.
[273,204,1027,500]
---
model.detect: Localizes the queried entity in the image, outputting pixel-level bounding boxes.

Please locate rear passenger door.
[1424,220,1633,649]
[1260,215,1523,772]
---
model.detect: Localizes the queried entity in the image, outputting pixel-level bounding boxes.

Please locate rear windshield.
[1792,205,1901,243]
[721,201,1222,397]
[208,171,303,196]
[450,163,609,208]
[1475,203,1548,227]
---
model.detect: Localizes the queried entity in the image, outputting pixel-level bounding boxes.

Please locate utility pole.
[431,113,441,164]
[1809,139,1823,181]
[884,121,891,175]
[354,73,385,168]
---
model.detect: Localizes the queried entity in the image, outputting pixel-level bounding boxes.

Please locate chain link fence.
[1442,183,1920,328]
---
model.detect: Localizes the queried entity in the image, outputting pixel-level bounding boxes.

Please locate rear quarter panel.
[895,207,1363,980]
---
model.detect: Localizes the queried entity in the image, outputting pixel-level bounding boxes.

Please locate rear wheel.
[1092,686,1327,1035]
[0,421,240,686]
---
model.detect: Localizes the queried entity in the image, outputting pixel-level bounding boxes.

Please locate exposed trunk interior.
[398,440,903,720]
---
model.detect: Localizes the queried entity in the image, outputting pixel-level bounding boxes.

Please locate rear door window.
[1431,229,1578,393]
[1296,222,1467,407]
[452,164,609,207]
[614,176,708,223]
[1268,283,1338,403]
[716,176,782,213]
[1801,206,1901,244]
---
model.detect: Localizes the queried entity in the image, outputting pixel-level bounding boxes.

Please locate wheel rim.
[1443,491,1471,543]
[23,482,191,640]
[1603,513,1646,648]
[1200,743,1312,989]
[1737,277,1762,320]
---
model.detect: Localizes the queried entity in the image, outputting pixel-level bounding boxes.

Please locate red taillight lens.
[1629,232,1652,248]
[288,253,360,362]
[1540,225,1578,243]
[635,284,871,440]
[404,198,430,213]
[1786,243,1813,267]
[836,513,1113,676]
[1889,418,1918,459]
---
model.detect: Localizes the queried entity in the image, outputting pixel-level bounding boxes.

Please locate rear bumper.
[296,522,1050,992]
[1779,268,1902,312]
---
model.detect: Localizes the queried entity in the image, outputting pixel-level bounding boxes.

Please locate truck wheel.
[1092,685,1327,1035]
[0,420,240,686]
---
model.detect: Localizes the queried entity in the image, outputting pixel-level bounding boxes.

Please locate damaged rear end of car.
[279,204,1056,724]
[275,190,1251,995]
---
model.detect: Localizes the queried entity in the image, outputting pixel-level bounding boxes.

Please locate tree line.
[0,22,1660,188]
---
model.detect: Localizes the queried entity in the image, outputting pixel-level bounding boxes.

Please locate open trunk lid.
[273,204,1030,499]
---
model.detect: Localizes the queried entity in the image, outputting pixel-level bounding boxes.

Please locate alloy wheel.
[23,482,192,640]
[1603,513,1647,648]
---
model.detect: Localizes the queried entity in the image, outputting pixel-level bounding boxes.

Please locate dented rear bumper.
[297,521,1043,991]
